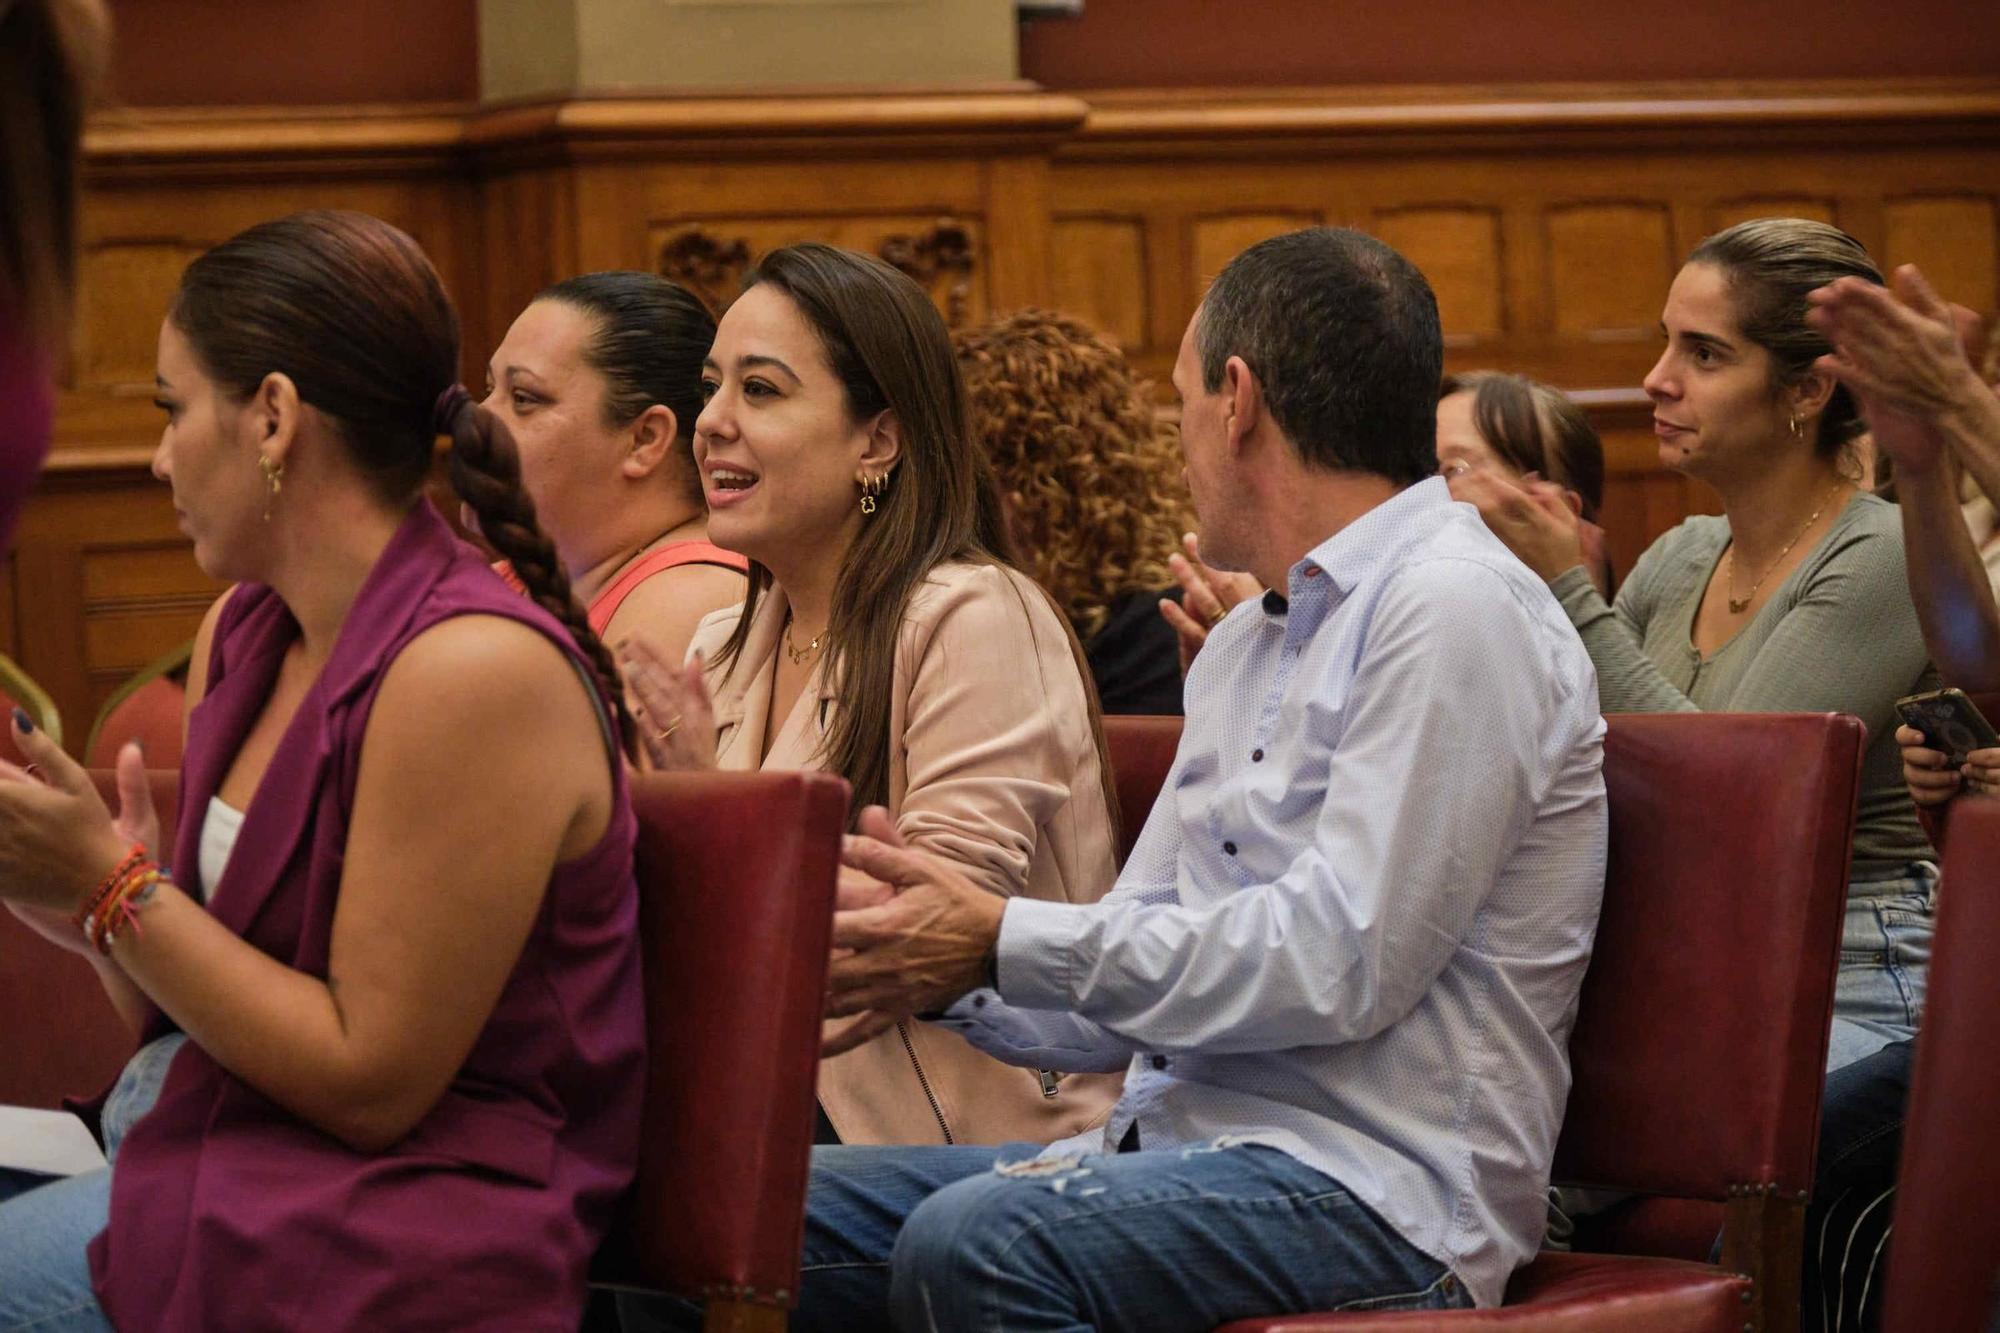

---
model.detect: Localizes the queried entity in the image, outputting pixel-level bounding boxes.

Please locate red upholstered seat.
[1103,714,1181,866]
[85,642,193,770]
[1097,712,1861,1333]
[0,770,177,1109]
[602,769,849,1332]
[1883,798,2000,1331]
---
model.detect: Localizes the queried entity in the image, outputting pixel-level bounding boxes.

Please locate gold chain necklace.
[783,618,825,666]
[1725,483,1846,614]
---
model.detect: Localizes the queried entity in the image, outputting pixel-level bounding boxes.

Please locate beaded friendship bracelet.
[74,843,165,955]
[72,843,147,931]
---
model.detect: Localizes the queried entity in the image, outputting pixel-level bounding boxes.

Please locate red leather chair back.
[1553,712,1862,1200]
[0,770,177,1108]
[1883,799,2000,1332]
[619,769,848,1309]
[86,676,187,770]
[1102,714,1182,865]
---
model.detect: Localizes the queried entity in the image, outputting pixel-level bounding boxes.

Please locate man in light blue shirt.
[634,227,1607,1331]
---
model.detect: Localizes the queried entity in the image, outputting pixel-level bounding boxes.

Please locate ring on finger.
[653,714,684,744]
[1205,604,1226,629]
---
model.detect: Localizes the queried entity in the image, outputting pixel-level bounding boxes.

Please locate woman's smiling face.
[693,283,880,567]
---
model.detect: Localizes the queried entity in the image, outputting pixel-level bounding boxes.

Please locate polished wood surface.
[23,79,1997,749]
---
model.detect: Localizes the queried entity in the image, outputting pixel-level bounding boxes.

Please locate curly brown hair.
[955,310,1193,640]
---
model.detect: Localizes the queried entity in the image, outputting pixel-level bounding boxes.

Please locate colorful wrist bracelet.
[73,843,149,932]
[90,867,163,955]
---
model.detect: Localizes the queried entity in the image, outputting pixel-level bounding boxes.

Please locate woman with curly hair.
[955,309,1194,715]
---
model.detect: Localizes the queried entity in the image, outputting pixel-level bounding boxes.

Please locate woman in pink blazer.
[623,243,1123,1147]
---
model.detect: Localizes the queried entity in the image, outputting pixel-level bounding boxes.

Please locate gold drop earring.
[858,471,887,515]
[260,454,285,522]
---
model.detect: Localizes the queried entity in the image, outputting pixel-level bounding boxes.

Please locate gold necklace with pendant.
[1725,483,1845,614]
[783,617,825,666]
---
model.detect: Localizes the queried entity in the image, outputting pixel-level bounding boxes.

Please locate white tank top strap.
[195,795,245,904]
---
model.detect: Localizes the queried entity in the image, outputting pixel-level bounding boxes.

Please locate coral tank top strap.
[587,541,749,635]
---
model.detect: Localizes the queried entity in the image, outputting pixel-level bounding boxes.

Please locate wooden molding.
[1067,78,2000,156]
[82,104,469,181]
[463,89,1092,162]
[84,79,2000,171]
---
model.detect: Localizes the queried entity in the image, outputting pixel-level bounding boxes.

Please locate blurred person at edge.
[1796,265,2000,1333]
[0,0,110,550]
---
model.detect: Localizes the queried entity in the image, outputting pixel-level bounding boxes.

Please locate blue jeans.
[1827,867,1935,1074]
[0,1033,187,1333]
[618,1139,1469,1332]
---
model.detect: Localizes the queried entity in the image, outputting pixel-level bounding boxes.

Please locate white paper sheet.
[0,1104,108,1177]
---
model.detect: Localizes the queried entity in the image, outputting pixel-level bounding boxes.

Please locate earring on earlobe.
[260,454,285,522]
[858,471,887,515]
[1789,414,1803,441]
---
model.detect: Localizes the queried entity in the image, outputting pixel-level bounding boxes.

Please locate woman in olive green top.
[1456,218,1935,1074]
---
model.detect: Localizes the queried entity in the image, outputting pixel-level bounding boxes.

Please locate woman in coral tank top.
[481,272,746,707]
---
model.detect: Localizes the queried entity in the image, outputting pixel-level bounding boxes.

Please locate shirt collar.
[1290,475,1451,600]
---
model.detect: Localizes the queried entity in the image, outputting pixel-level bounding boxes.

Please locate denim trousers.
[1826,866,1936,1075]
[0,1033,187,1333]
[618,1138,1469,1333]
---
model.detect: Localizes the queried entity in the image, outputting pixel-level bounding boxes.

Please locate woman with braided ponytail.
[0,210,645,1331]
[480,273,747,694]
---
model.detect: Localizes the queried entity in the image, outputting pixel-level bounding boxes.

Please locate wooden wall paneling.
[1144,207,1192,363]
[1049,215,1150,348]
[629,157,1002,327]
[980,156,1056,315]
[478,165,580,357]
[1371,204,1506,350]
[1708,196,1839,230]
[1543,201,1677,341]
[11,465,223,752]
[1882,193,2000,311]
[1188,212,1325,292]
[63,174,480,455]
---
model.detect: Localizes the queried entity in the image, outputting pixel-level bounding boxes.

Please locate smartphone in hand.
[1896,688,2000,767]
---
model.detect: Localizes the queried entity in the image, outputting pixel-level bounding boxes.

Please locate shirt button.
[1303,566,1321,578]
[1251,748,1264,762]
[1223,840,1237,856]
[1151,1055,1169,1070]
[973,994,988,1008]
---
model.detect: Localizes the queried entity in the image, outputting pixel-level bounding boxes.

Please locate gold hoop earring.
[858,471,887,515]
[260,454,285,522]
[1788,415,1802,441]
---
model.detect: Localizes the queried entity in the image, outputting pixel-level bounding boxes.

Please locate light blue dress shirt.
[933,477,1608,1308]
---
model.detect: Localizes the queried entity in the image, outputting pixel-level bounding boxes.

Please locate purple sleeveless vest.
[88,502,645,1331]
